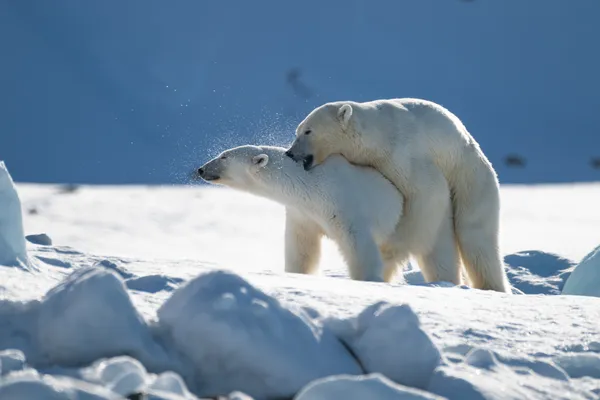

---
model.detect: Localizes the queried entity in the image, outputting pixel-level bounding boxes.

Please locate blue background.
[1,0,599,184]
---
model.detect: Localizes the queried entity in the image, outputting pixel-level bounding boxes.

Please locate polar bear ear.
[252,154,269,168]
[337,103,353,128]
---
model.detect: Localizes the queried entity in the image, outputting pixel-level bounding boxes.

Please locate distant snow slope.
[17,182,600,269]
[1,0,600,185]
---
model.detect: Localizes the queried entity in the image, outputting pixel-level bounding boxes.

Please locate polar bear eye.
[304,130,312,135]
[220,156,227,160]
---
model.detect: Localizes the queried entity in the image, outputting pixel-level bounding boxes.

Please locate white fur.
[198,145,452,283]
[288,98,511,293]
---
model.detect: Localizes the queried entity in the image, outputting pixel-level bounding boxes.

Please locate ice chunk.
[158,269,362,399]
[0,162,29,268]
[346,302,441,389]
[562,245,600,297]
[0,349,26,376]
[36,266,167,369]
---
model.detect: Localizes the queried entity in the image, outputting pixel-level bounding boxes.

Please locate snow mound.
[228,391,255,400]
[26,233,53,246]
[94,259,135,279]
[428,348,594,400]
[295,373,445,400]
[554,353,600,379]
[146,370,195,399]
[36,266,170,370]
[126,274,184,293]
[0,369,116,400]
[0,161,29,268]
[157,269,362,399]
[0,349,26,376]
[333,301,441,390]
[91,356,148,396]
[562,245,600,297]
[504,250,575,295]
[82,355,195,399]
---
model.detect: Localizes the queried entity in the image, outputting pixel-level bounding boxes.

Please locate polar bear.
[286,98,511,293]
[197,145,461,284]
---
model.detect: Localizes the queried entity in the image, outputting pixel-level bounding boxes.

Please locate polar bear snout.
[197,163,221,181]
[285,146,314,170]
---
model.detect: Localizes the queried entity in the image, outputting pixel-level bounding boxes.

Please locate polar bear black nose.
[285,150,294,159]
[197,167,204,177]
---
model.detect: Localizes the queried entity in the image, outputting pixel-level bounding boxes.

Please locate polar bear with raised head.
[286,98,510,293]
[198,145,461,284]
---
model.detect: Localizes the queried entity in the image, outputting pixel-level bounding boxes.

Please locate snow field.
[2,259,600,399]
[1,164,600,398]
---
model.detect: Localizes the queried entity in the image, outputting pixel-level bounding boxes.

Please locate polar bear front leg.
[381,244,410,283]
[284,209,322,275]
[336,222,385,282]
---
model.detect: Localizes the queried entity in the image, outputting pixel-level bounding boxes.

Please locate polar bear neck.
[249,152,324,211]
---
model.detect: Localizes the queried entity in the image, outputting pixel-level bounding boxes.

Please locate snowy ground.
[1,180,600,399]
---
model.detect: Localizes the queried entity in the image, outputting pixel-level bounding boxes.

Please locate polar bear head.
[197,145,270,190]
[286,101,368,171]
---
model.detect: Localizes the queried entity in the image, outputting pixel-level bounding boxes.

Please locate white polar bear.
[286,98,511,293]
[197,145,460,284]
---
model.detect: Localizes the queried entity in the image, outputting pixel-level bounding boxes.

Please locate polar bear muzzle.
[302,154,314,171]
[285,147,314,171]
[197,163,220,181]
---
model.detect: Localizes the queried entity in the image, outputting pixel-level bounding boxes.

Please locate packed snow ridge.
[0,266,440,399]
[2,263,600,399]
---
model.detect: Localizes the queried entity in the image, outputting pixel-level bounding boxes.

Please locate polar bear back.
[247,146,403,243]
[312,154,403,241]
[357,99,490,180]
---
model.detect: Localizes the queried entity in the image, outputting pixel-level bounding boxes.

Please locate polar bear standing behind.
[286,98,510,293]
[198,145,460,284]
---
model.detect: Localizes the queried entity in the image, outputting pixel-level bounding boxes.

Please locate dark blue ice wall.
[1,0,599,184]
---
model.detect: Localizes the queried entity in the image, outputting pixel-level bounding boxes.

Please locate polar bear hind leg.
[396,161,462,284]
[414,195,462,285]
[451,166,511,293]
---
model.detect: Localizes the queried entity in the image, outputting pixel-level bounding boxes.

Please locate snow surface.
[562,245,600,297]
[1,180,600,399]
[295,373,444,400]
